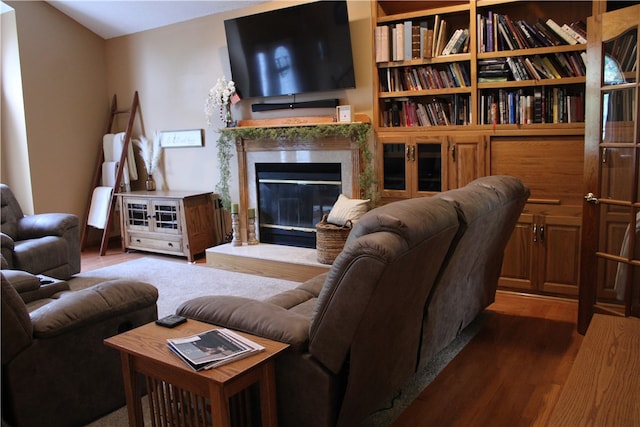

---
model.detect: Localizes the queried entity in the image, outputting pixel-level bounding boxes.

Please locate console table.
[117,190,218,262]
[104,319,289,427]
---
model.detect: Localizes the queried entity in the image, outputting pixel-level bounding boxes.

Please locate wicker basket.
[316,215,352,265]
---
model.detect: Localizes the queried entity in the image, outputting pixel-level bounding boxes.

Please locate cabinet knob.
[168,242,173,247]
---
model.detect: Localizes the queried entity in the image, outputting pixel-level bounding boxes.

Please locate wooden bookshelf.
[371,0,604,298]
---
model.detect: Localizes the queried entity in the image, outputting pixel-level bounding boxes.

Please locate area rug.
[69,257,301,318]
[77,257,482,426]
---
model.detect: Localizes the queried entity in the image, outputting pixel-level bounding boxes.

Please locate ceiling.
[46,1,267,39]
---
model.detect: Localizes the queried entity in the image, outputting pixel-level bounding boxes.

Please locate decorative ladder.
[81,91,139,256]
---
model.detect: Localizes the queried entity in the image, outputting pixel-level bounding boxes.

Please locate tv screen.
[224,1,356,99]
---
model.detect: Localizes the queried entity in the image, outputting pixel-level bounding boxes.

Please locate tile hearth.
[206,243,330,282]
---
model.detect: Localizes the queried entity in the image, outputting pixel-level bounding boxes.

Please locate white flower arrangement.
[205,76,236,126]
[134,132,163,176]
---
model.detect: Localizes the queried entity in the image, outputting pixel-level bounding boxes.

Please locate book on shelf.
[432,15,441,57]
[410,21,422,60]
[434,17,448,57]
[496,15,517,50]
[421,25,434,59]
[393,23,405,61]
[441,28,463,55]
[545,18,578,45]
[450,28,470,54]
[535,19,565,46]
[167,328,265,371]
[375,25,390,62]
[561,23,587,44]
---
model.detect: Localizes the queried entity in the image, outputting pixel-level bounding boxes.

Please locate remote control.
[155,314,187,328]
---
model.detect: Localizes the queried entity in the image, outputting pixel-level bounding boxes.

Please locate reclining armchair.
[1,184,80,280]
[1,272,159,427]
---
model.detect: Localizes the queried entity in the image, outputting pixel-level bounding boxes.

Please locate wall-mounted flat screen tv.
[224,1,356,99]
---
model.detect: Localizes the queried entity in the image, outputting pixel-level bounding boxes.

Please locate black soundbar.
[251,99,339,112]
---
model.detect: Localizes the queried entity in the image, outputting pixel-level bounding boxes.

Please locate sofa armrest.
[177,296,310,351]
[1,269,41,293]
[29,280,158,338]
[1,231,15,249]
[17,213,78,240]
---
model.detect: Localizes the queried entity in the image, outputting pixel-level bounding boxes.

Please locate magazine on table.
[167,328,265,371]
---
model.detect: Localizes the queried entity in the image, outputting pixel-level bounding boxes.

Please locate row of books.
[477,13,586,53]
[379,63,471,92]
[478,52,586,82]
[381,95,471,127]
[375,16,469,62]
[479,87,584,125]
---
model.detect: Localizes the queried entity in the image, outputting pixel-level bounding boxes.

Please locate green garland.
[216,123,374,210]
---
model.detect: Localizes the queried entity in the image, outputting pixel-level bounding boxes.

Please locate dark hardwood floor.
[82,242,583,427]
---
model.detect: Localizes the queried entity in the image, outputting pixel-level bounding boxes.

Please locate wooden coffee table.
[105,319,289,427]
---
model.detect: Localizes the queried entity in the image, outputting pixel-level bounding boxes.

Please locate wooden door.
[579,5,640,334]
[500,212,536,291]
[447,135,486,190]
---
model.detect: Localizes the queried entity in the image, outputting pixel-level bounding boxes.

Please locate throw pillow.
[327,194,370,227]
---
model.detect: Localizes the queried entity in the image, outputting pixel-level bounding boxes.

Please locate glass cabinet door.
[580,5,640,332]
[378,135,446,198]
[152,200,180,234]
[379,135,411,199]
[415,139,445,193]
[124,198,151,231]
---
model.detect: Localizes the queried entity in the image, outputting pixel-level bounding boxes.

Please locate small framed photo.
[336,105,353,123]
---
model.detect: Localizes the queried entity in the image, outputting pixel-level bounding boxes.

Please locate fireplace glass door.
[256,163,341,248]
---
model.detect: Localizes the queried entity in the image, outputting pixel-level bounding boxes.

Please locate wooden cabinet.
[377,132,485,199]
[118,191,217,262]
[500,207,582,297]
[489,134,584,297]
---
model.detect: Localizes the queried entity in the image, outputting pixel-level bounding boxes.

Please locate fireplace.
[256,163,341,248]
[234,117,367,247]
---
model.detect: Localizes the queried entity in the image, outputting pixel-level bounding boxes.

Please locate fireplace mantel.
[235,114,370,129]
[221,115,371,244]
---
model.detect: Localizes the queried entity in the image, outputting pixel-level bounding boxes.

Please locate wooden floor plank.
[548,314,640,426]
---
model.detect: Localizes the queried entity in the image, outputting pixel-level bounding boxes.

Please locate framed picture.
[159,129,204,148]
[336,105,353,123]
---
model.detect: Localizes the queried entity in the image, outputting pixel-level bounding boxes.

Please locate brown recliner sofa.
[177,176,529,426]
[1,271,159,427]
[1,184,81,280]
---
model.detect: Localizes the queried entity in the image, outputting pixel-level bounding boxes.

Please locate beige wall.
[104,0,373,204]
[3,0,372,227]
[4,1,107,217]
[1,8,33,213]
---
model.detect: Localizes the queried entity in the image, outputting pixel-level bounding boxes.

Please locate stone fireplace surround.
[232,115,369,244]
